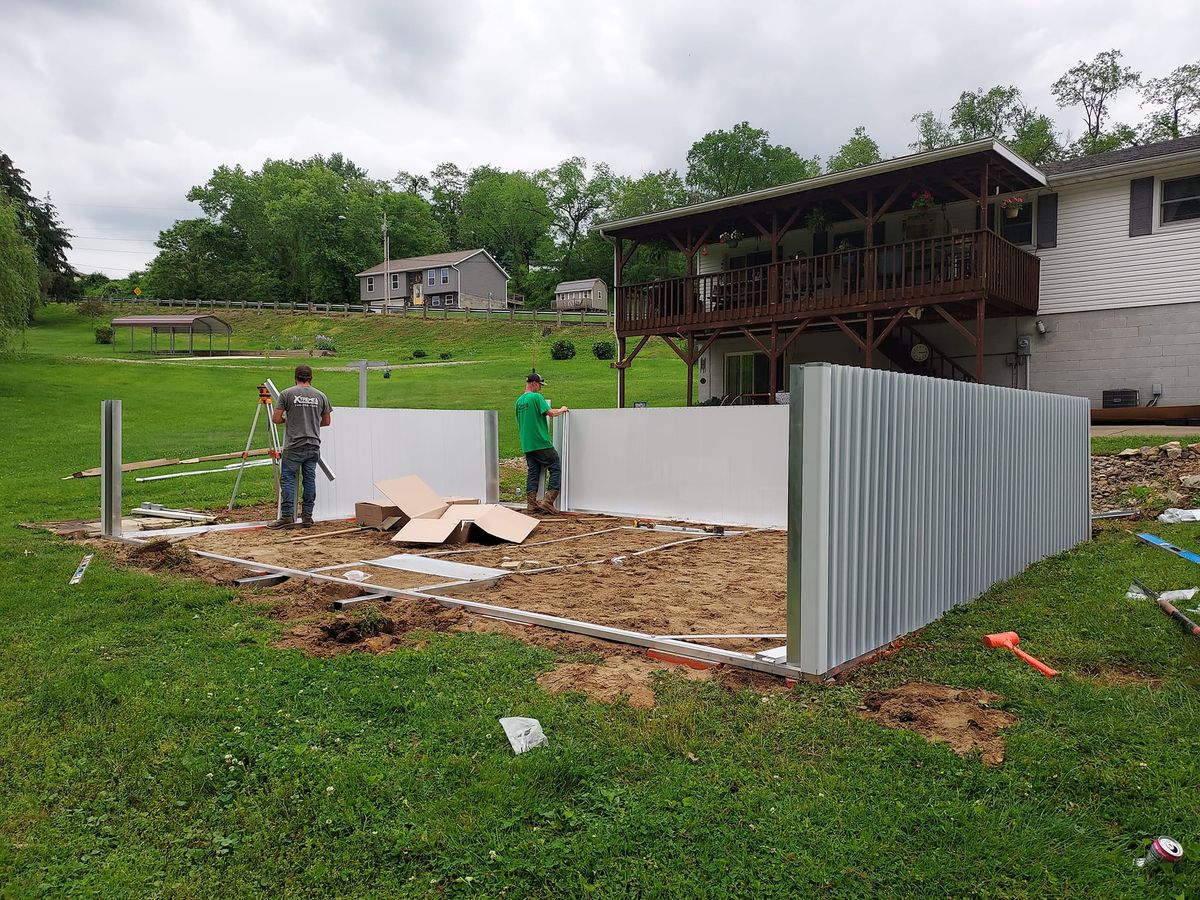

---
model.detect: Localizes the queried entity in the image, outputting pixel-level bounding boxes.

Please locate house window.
[998,201,1034,246]
[446,295,457,308]
[440,267,450,284]
[427,270,436,286]
[1162,174,1200,225]
[366,276,374,292]
[391,273,399,291]
[431,295,442,308]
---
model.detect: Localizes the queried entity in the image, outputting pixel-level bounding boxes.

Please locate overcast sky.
[2,0,1197,276]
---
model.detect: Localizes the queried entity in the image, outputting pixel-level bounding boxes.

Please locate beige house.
[553,278,608,312]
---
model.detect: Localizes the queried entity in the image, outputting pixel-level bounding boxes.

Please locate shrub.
[94,325,114,344]
[314,334,336,352]
[439,351,452,360]
[290,335,304,350]
[550,338,576,361]
[592,339,615,360]
[412,348,428,359]
[77,298,105,318]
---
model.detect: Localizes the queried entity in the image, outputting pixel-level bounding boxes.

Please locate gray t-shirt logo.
[278,385,331,449]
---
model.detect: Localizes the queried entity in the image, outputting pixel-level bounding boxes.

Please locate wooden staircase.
[853,321,976,382]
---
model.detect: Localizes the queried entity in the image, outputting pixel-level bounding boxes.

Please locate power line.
[74,235,159,243]
[57,202,197,212]
[75,246,156,254]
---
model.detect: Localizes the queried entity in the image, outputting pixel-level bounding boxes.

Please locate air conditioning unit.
[1102,389,1139,409]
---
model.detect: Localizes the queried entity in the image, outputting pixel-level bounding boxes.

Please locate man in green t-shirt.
[515,372,568,513]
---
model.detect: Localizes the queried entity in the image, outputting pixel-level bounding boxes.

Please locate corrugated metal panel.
[1039,166,1200,315]
[313,408,498,521]
[787,364,1090,676]
[555,406,790,527]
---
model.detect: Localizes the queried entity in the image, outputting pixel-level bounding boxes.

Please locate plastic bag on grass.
[499,717,548,754]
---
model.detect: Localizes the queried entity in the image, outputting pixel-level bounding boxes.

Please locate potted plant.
[1000,196,1025,218]
[804,207,830,233]
[910,188,935,209]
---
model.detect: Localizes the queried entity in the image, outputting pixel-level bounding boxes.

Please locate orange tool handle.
[1011,646,1059,678]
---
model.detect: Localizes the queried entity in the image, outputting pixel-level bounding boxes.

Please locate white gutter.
[596,139,1046,236]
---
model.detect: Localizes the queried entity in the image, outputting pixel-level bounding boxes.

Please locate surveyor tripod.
[228,384,284,515]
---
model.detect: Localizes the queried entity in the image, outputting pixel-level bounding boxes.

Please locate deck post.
[617,336,627,408]
[686,333,695,407]
[768,322,779,402]
[864,312,874,369]
[976,299,985,382]
[979,163,990,231]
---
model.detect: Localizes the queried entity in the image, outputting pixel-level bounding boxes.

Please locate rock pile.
[1092,442,1200,514]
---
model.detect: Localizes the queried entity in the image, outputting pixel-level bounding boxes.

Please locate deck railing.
[616,229,1038,333]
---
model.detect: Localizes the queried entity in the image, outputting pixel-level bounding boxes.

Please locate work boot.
[300,514,315,528]
[267,515,295,530]
[525,491,540,513]
[540,489,561,515]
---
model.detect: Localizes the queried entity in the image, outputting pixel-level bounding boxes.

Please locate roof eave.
[1047,148,1200,185]
[595,139,1046,238]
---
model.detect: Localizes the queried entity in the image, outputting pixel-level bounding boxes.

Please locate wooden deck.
[615,230,1038,336]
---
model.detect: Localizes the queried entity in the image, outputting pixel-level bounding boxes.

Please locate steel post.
[100,400,122,537]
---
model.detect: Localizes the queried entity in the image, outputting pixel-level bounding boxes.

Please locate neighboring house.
[553,278,608,312]
[594,135,1200,410]
[355,249,511,311]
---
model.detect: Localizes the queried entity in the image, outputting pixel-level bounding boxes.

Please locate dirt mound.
[537,655,708,708]
[857,681,1017,767]
[272,598,466,658]
[127,538,193,570]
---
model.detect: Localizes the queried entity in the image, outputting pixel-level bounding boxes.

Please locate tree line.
[1,48,1196,330]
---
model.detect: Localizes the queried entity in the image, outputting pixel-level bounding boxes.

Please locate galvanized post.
[359,360,368,408]
[787,363,831,672]
[100,400,122,537]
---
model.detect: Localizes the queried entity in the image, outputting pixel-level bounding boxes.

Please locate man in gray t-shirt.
[268,364,332,528]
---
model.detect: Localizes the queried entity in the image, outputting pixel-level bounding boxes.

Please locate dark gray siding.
[456,253,508,302]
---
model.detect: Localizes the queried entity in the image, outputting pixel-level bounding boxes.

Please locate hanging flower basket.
[910,188,935,209]
[1001,196,1025,218]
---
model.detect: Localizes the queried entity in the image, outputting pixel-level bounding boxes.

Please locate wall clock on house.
[910,343,930,363]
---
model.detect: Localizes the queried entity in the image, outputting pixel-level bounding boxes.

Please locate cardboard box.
[441,496,479,506]
[391,517,471,546]
[355,501,403,529]
[374,475,448,520]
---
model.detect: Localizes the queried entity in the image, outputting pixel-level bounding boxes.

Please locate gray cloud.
[1,0,1196,276]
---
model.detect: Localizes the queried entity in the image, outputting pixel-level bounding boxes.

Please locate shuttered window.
[1129,177,1154,236]
[1161,174,1200,225]
[1036,194,1058,249]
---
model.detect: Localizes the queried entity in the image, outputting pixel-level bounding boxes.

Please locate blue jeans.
[280,444,320,518]
[525,447,561,495]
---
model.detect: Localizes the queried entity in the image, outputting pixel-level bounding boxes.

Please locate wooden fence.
[104,295,614,327]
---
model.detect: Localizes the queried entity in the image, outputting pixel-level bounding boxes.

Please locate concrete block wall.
[1028,301,1200,407]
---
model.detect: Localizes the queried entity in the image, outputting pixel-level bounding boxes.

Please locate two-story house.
[553,278,608,312]
[356,249,510,311]
[595,135,1200,412]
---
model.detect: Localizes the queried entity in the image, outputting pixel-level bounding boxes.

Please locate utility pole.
[382,210,390,312]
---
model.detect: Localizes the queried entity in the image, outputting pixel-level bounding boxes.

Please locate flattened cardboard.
[355,501,403,528]
[391,517,469,545]
[440,503,500,524]
[473,506,539,544]
[440,496,479,506]
[374,475,448,520]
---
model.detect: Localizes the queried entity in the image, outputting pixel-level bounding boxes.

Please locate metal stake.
[100,400,122,537]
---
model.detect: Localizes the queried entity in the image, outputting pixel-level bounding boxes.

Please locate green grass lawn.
[1,306,1199,897]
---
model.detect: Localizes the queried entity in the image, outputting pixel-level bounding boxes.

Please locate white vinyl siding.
[1037,163,1200,315]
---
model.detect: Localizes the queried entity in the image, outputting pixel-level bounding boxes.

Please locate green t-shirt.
[515,391,553,452]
